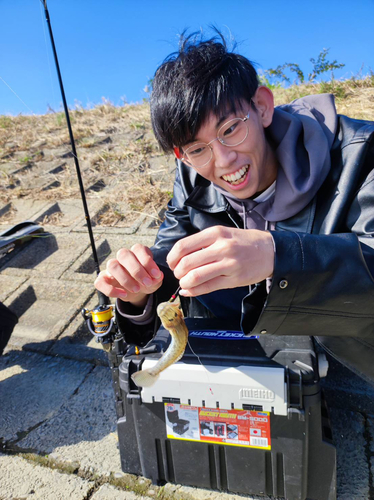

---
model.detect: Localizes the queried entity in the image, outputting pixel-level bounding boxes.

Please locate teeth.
[222,165,249,184]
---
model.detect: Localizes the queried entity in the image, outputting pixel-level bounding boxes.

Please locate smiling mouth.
[221,165,249,185]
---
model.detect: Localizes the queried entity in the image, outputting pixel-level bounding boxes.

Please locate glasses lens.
[184,142,212,167]
[218,118,248,146]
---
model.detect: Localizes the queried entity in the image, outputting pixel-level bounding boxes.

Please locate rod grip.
[98,290,110,306]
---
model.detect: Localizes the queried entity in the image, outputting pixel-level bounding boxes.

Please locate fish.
[131,300,189,388]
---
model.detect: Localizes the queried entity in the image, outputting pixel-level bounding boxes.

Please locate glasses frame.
[181,111,251,168]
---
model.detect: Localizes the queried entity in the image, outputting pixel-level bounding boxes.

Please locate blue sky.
[1,0,373,116]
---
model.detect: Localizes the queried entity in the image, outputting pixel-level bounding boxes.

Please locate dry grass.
[0,101,172,225]
[272,75,374,120]
[0,79,373,226]
[0,102,154,151]
[39,211,64,225]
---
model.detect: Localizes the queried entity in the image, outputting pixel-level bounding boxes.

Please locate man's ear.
[253,86,274,128]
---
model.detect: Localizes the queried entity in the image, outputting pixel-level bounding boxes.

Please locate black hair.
[150,30,259,153]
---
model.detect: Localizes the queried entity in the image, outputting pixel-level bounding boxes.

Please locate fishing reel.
[81,302,117,352]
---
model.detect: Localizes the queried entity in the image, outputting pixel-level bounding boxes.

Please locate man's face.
[180,90,277,199]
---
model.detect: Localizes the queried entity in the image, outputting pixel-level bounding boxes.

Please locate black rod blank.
[41,1,108,305]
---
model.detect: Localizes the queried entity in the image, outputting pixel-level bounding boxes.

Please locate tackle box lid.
[120,318,321,417]
[151,318,317,372]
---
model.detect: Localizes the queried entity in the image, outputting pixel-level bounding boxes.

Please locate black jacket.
[117,115,374,384]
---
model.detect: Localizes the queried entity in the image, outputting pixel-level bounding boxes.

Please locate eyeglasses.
[180,111,250,168]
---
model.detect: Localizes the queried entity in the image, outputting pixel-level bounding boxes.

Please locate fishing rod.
[40,0,118,350]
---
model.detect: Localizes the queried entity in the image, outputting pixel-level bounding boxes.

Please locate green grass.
[0,116,12,129]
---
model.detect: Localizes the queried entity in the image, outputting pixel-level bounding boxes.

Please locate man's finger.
[178,261,227,290]
[167,227,224,270]
[116,247,161,289]
[174,248,222,280]
[95,271,129,299]
[179,275,230,297]
[131,244,163,281]
[106,258,143,293]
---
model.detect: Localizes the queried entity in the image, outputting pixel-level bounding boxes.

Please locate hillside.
[1,77,373,229]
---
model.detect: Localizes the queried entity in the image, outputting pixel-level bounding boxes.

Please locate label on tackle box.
[189,330,259,340]
[164,403,271,450]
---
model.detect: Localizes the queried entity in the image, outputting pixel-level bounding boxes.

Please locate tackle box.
[109,318,336,500]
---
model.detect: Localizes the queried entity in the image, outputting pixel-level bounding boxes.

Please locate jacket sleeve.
[151,165,199,266]
[115,166,197,345]
[245,168,374,339]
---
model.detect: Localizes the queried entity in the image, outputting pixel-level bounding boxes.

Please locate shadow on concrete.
[320,352,374,415]
[48,163,66,175]
[23,334,109,366]
[0,346,116,453]
[0,232,58,270]
[0,202,12,219]
[86,179,106,193]
[35,202,62,223]
[7,285,37,319]
[76,238,111,274]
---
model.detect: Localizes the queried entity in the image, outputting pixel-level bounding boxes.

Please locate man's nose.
[211,141,237,169]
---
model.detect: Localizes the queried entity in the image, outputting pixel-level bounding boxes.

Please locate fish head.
[157,301,183,329]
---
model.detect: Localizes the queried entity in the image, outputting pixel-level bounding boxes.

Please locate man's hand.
[167,226,274,297]
[94,244,163,307]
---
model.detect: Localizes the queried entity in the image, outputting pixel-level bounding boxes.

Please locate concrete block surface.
[4,278,93,346]
[0,231,90,279]
[62,234,156,282]
[163,483,262,499]
[0,274,28,302]
[0,453,94,500]
[330,408,369,499]
[0,199,50,225]
[91,484,153,500]
[17,365,121,475]
[32,199,101,228]
[0,350,92,443]
[49,293,108,366]
[321,354,374,414]
[72,201,146,235]
[368,415,374,483]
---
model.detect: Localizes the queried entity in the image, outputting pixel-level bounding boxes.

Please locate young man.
[95,34,374,384]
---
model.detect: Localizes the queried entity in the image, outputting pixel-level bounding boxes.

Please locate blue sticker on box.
[189,330,259,340]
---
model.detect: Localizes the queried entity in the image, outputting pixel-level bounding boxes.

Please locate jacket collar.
[182,164,317,233]
[184,173,228,213]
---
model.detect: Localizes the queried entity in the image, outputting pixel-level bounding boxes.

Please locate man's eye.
[222,122,239,137]
[187,144,207,157]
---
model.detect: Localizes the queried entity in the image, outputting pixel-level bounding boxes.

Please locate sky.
[0,0,373,116]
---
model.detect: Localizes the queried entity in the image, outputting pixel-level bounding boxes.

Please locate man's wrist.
[116,294,155,325]
[128,294,148,308]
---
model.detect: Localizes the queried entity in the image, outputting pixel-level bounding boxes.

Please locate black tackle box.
[108,318,336,500]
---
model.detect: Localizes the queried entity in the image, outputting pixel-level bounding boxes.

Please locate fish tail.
[132,369,159,388]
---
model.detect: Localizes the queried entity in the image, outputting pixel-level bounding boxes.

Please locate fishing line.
[187,337,215,396]
[0,76,34,115]
[170,289,214,396]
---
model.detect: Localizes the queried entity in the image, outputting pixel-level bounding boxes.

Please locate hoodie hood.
[215,93,338,228]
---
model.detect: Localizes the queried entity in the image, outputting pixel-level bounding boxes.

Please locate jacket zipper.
[225,207,241,229]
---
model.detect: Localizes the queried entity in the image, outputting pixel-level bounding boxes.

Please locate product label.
[189,330,259,340]
[164,403,271,449]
